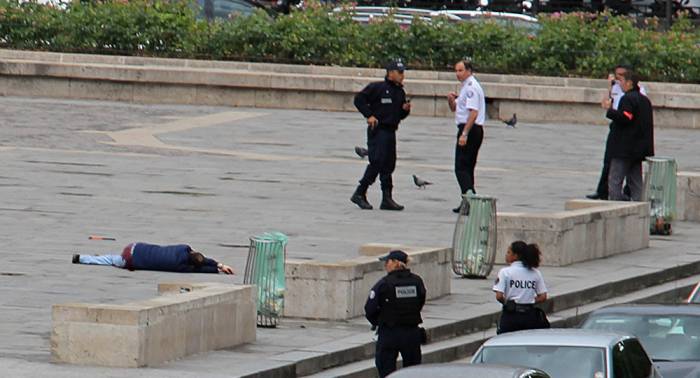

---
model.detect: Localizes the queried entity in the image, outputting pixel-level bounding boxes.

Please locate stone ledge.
[284,246,451,320]
[51,282,256,367]
[497,200,650,266]
[678,171,700,222]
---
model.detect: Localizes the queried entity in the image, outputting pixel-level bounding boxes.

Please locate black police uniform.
[352,77,410,208]
[365,268,426,378]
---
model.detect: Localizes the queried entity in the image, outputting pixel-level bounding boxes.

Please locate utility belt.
[503,300,535,313]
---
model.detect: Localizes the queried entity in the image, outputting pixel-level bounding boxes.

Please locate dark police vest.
[378,269,424,327]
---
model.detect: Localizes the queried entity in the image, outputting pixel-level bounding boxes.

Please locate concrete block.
[677,172,700,221]
[285,246,451,320]
[497,201,649,266]
[51,283,256,367]
[358,243,407,256]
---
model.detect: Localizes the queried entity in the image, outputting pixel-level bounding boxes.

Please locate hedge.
[1,0,699,82]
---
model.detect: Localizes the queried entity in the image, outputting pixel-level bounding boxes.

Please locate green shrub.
[0,0,698,82]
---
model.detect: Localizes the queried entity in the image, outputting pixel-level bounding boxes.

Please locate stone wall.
[678,172,700,222]
[284,246,451,320]
[51,283,256,367]
[496,200,650,266]
[1,49,699,128]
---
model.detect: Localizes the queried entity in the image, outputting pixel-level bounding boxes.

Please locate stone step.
[240,254,700,378]
[306,274,699,378]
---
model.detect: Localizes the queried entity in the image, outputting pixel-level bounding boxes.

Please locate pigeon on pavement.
[503,113,517,128]
[355,146,368,158]
[412,174,433,189]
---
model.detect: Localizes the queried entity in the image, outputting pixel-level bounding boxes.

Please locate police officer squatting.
[351,60,411,211]
[365,250,427,378]
[493,241,550,334]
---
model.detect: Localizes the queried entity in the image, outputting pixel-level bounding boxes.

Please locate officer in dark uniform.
[351,60,411,211]
[365,250,426,377]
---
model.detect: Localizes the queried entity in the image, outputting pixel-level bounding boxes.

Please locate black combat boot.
[351,186,373,210]
[380,190,404,211]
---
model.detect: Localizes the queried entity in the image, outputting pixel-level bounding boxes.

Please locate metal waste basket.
[244,232,287,328]
[643,157,677,235]
[452,191,497,278]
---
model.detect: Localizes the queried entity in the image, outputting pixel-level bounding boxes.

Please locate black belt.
[503,302,535,313]
[457,123,483,128]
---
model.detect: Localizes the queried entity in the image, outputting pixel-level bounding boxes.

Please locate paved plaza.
[2,95,700,376]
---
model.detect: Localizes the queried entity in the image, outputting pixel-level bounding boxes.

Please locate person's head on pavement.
[385,60,406,85]
[379,250,409,272]
[189,250,206,267]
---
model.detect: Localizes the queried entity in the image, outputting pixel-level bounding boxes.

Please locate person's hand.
[447,92,458,101]
[601,98,612,109]
[367,116,378,129]
[219,264,234,274]
[402,102,411,112]
[458,134,467,146]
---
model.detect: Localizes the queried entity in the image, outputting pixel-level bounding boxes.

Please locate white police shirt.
[492,261,547,304]
[611,82,647,110]
[455,75,486,126]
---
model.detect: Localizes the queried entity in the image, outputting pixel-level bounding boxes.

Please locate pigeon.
[412,174,433,189]
[354,146,368,159]
[503,113,517,128]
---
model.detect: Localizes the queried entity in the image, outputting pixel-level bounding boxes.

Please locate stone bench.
[678,172,700,222]
[497,200,650,266]
[284,246,451,320]
[51,282,256,367]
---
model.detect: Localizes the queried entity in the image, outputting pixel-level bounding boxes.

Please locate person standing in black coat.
[351,60,411,211]
[601,71,654,202]
[365,250,426,377]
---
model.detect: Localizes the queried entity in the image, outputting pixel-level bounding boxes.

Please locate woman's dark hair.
[510,241,542,269]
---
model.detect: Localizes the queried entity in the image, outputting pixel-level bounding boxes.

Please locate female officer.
[493,241,548,334]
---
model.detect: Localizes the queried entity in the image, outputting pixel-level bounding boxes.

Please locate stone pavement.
[1,96,700,376]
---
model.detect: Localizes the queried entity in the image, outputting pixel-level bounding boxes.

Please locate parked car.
[388,363,550,378]
[687,282,700,303]
[471,329,662,378]
[581,304,700,378]
[332,6,540,33]
[196,0,268,19]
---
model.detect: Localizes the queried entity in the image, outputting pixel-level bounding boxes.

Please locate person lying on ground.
[72,242,234,274]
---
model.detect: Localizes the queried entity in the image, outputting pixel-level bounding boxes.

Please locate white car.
[471,329,663,378]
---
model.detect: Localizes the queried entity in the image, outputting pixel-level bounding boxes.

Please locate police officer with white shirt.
[365,250,427,377]
[587,64,648,200]
[493,241,549,334]
[447,60,486,213]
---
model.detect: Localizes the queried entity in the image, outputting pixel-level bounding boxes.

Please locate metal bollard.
[244,232,288,328]
[643,157,677,235]
[452,191,498,279]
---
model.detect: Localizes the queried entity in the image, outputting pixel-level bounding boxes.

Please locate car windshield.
[582,313,700,361]
[475,345,606,378]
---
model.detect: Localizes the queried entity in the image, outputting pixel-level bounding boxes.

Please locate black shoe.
[380,193,404,211]
[72,254,80,264]
[585,192,607,200]
[351,193,373,210]
[452,205,461,213]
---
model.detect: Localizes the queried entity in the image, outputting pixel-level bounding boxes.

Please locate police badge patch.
[467,90,474,98]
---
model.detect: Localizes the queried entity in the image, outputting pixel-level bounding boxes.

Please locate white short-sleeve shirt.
[611,82,647,110]
[492,261,547,304]
[455,75,486,126]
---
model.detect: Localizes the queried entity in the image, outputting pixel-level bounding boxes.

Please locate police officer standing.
[365,250,427,377]
[447,60,486,213]
[493,241,549,334]
[351,60,411,211]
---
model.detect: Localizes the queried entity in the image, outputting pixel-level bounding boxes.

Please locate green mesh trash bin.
[244,232,287,328]
[644,157,677,235]
[452,191,498,278]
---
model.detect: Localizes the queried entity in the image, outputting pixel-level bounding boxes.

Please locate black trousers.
[375,325,422,378]
[359,126,396,192]
[455,124,484,194]
[497,308,546,334]
[595,156,631,199]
